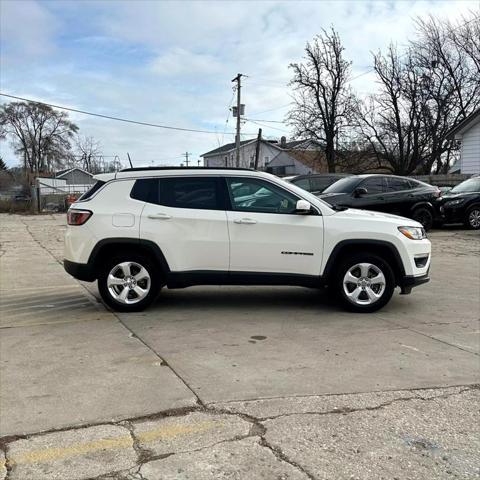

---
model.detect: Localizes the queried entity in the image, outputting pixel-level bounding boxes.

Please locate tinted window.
[78,181,105,201]
[292,178,311,190]
[160,177,221,210]
[360,177,385,194]
[386,177,412,192]
[227,178,298,214]
[311,177,336,192]
[322,177,359,194]
[130,178,158,203]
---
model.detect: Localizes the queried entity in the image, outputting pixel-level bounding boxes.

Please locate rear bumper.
[398,272,430,294]
[63,259,96,282]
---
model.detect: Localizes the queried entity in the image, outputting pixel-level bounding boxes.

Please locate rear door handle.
[234,218,257,224]
[147,213,172,220]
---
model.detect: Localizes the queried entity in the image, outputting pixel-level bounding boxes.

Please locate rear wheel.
[411,207,434,231]
[465,206,480,230]
[334,253,395,313]
[98,253,160,312]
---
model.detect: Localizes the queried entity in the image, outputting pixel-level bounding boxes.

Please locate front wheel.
[98,253,161,312]
[465,206,480,230]
[334,254,395,313]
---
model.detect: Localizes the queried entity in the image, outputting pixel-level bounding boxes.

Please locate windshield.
[322,177,359,194]
[450,178,480,193]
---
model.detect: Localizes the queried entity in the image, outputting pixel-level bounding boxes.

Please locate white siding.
[204,142,281,169]
[461,120,480,174]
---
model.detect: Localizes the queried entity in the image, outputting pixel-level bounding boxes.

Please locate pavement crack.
[258,385,479,421]
[112,313,206,408]
[259,435,317,480]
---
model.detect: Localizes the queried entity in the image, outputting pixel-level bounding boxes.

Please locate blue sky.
[0,0,477,168]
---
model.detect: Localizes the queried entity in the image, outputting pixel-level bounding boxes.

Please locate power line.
[0,92,259,136]
[246,118,290,134]
[249,103,292,116]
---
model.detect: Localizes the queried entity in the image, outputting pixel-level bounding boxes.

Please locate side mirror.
[295,199,311,214]
[354,187,368,198]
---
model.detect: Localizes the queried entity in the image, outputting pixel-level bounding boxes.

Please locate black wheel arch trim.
[409,201,435,213]
[322,239,406,280]
[64,238,171,282]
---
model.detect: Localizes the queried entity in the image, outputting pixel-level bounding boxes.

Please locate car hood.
[333,207,422,227]
[439,192,478,202]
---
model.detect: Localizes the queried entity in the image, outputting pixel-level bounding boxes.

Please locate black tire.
[465,205,480,230]
[411,207,434,231]
[97,252,161,312]
[334,253,395,313]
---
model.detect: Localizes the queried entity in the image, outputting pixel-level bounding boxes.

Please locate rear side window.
[160,177,222,210]
[386,177,411,192]
[130,178,158,203]
[292,178,311,190]
[311,177,335,192]
[360,177,385,194]
[78,181,105,201]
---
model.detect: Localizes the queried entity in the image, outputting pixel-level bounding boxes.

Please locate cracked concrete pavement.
[0,214,479,479]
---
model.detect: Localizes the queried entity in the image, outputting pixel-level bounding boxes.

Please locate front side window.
[360,177,385,195]
[160,177,221,210]
[227,177,298,214]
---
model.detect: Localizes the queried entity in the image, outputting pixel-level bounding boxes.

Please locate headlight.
[445,198,465,207]
[398,226,427,240]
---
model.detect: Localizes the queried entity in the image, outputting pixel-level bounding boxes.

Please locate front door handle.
[234,218,257,224]
[147,213,172,220]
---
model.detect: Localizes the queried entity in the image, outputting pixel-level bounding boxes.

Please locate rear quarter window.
[78,181,105,201]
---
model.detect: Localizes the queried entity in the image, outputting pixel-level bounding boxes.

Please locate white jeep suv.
[64,168,431,313]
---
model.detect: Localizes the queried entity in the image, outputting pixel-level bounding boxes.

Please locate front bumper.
[64,259,96,282]
[438,204,465,224]
[398,272,430,294]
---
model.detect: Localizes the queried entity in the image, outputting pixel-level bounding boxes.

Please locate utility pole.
[254,128,262,170]
[182,152,191,167]
[231,73,244,168]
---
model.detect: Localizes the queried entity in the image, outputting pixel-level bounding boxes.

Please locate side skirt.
[166,270,324,289]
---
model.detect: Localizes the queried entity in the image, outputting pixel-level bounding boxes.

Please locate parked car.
[317,174,440,230]
[284,173,352,194]
[436,176,480,229]
[64,167,431,313]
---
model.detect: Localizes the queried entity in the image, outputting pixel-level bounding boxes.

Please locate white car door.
[225,177,324,276]
[139,176,229,272]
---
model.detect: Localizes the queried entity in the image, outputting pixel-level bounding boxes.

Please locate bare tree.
[411,13,480,172]
[75,135,103,173]
[287,28,356,172]
[0,101,78,174]
[355,12,480,174]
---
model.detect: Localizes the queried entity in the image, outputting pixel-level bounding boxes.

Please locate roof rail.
[120,166,255,172]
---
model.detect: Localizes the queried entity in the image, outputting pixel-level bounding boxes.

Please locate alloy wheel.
[469,209,480,229]
[107,261,151,305]
[343,262,386,306]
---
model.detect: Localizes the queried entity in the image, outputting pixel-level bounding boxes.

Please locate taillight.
[433,187,441,198]
[67,209,92,225]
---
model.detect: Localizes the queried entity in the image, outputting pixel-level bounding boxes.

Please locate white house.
[201,137,325,175]
[447,108,480,175]
[202,139,284,169]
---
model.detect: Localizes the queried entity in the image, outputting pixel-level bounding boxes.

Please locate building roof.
[201,140,257,157]
[202,138,323,158]
[446,108,480,139]
[55,167,94,178]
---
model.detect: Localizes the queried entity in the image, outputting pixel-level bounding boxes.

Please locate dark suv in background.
[317,174,440,229]
[436,176,480,229]
[285,173,351,194]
